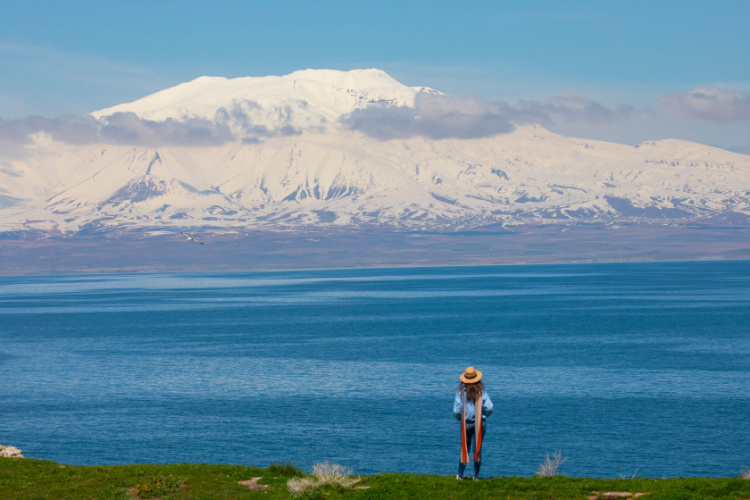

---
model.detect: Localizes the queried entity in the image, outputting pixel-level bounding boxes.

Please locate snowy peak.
[92,69,437,136]
[286,68,404,89]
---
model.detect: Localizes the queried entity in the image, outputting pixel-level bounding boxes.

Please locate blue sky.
[2,0,749,151]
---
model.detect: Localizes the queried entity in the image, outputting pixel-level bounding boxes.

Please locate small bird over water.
[180,232,204,244]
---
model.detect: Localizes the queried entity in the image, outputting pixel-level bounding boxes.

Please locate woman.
[453,366,493,480]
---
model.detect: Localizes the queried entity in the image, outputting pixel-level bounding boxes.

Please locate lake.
[1,260,749,478]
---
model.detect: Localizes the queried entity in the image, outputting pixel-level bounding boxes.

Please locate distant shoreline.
[1,254,748,278]
[2,222,749,276]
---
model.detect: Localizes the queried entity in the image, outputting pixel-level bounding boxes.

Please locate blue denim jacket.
[453,390,493,422]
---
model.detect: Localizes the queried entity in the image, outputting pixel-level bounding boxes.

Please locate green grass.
[2,458,749,499]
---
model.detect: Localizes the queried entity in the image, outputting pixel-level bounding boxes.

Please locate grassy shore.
[2,458,749,499]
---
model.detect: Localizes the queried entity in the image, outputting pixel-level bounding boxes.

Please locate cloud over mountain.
[3,93,633,148]
[0,113,233,150]
[340,93,516,140]
[657,86,750,123]
[340,92,638,140]
[0,105,306,153]
[518,92,638,124]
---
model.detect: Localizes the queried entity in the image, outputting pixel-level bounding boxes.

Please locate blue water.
[1,261,749,478]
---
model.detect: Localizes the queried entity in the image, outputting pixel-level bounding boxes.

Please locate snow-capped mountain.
[1,69,749,235]
[92,69,441,139]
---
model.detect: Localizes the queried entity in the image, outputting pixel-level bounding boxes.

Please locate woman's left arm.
[483,392,494,417]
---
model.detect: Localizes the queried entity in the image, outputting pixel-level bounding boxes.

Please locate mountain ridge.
[1,69,749,237]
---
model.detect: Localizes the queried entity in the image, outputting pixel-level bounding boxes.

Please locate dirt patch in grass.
[238,477,270,490]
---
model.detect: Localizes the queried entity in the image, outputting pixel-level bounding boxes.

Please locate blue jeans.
[458,419,487,477]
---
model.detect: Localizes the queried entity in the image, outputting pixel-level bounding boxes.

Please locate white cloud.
[340,93,515,140]
[0,104,304,155]
[519,91,637,124]
[341,91,639,140]
[656,86,750,123]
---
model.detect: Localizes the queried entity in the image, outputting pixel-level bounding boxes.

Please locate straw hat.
[460,366,482,384]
